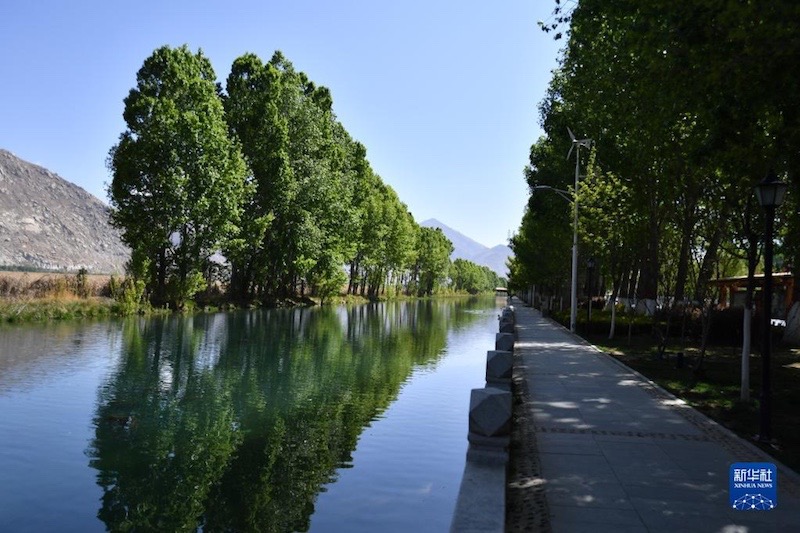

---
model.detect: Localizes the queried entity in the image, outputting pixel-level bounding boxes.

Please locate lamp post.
[586,257,596,327]
[754,169,788,443]
[529,131,591,333]
[532,185,578,332]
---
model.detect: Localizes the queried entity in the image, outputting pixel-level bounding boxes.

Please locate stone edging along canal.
[450,304,515,532]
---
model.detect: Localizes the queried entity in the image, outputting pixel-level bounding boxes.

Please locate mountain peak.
[420,219,510,277]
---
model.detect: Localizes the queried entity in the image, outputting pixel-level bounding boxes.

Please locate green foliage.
[312,266,347,305]
[109,275,148,315]
[449,258,502,294]
[166,271,206,311]
[415,227,453,296]
[512,1,800,317]
[108,45,248,310]
[224,51,358,302]
[107,45,454,309]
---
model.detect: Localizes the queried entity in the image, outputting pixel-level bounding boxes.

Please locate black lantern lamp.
[754,169,788,443]
[755,170,789,208]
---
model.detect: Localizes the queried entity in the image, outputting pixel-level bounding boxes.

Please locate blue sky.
[0,1,563,248]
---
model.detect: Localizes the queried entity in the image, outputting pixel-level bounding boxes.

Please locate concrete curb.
[449,305,516,532]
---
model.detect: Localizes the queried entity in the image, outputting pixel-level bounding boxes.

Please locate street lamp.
[532,184,578,332]
[529,130,591,333]
[586,256,596,327]
[754,169,788,443]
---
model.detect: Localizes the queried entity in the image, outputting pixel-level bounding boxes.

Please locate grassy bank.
[562,310,800,472]
[0,270,499,322]
[0,271,115,322]
[0,297,116,322]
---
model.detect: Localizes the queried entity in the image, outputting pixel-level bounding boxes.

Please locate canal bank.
[506,302,800,532]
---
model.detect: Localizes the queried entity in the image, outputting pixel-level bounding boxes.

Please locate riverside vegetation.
[0,258,503,322]
[508,2,800,337]
[106,46,503,312]
[0,270,146,321]
[508,2,800,469]
[1,45,505,322]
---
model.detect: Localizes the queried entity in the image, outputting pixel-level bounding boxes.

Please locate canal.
[0,296,503,532]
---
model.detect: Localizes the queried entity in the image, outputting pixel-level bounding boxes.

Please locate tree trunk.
[156,246,167,306]
[691,212,728,379]
[741,306,752,401]
[741,205,760,398]
[673,202,697,302]
[638,209,660,315]
[608,271,623,340]
[610,300,617,339]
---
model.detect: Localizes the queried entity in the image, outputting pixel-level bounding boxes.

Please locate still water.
[0,297,502,532]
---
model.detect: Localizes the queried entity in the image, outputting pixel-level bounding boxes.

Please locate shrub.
[109,276,148,315]
[76,268,89,298]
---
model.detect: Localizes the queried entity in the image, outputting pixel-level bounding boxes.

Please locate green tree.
[225,51,357,302]
[517,0,799,331]
[415,227,453,297]
[508,134,574,303]
[450,258,500,294]
[108,45,247,309]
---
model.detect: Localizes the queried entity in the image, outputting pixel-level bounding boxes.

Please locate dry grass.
[0,271,119,321]
[0,271,112,300]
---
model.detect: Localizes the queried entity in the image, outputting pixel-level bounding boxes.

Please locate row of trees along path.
[508,2,800,347]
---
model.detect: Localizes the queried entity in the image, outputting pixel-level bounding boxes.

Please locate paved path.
[506,303,800,532]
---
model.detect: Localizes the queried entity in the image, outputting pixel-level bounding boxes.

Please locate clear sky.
[0,1,563,248]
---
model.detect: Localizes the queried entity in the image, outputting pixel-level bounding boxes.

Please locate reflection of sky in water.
[0,322,121,395]
[0,322,121,532]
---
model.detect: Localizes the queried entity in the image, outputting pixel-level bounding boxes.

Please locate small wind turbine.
[565,127,591,333]
[566,127,592,162]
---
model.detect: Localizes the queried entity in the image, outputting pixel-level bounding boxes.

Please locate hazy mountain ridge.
[0,149,129,273]
[421,219,510,277]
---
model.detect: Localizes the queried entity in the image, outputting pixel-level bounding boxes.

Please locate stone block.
[499,319,514,334]
[468,387,511,438]
[467,432,510,453]
[486,350,513,383]
[495,332,514,352]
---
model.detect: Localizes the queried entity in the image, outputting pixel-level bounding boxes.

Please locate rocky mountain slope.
[421,219,511,277]
[0,149,129,273]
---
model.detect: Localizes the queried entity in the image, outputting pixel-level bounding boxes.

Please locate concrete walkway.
[506,303,800,532]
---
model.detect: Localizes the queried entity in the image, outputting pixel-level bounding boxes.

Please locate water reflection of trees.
[87,298,487,532]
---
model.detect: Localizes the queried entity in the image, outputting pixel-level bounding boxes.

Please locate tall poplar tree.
[225,51,355,301]
[415,227,453,297]
[108,45,247,308]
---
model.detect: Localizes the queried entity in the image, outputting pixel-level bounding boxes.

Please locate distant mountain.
[473,244,514,278]
[420,219,511,277]
[0,149,129,273]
